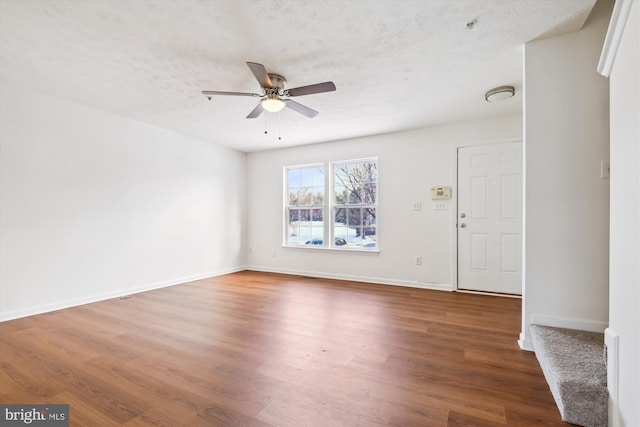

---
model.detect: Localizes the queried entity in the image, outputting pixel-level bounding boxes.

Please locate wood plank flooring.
[0,271,567,426]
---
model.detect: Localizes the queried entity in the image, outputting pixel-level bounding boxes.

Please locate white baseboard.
[0,266,246,322]
[530,313,608,333]
[245,265,453,292]
[519,314,608,353]
[518,332,534,351]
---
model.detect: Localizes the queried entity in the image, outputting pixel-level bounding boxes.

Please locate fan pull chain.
[264,111,268,135]
[278,111,282,141]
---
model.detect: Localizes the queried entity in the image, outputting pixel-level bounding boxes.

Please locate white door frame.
[450,137,523,293]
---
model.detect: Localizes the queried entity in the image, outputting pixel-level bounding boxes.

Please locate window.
[285,165,325,246]
[284,158,378,250]
[332,159,378,249]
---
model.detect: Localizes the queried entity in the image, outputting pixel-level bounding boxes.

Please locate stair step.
[530,325,607,427]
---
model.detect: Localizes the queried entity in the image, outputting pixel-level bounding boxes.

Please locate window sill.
[282,245,380,255]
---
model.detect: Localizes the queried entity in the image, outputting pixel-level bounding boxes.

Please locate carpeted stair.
[530,325,607,427]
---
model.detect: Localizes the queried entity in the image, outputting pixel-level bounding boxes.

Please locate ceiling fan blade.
[286,82,336,97]
[284,99,319,118]
[246,62,273,88]
[202,90,260,97]
[246,103,265,119]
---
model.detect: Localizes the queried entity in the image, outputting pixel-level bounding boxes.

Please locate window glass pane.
[347,188,362,204]
[299,188,312,205]
[312,187,324,206]
[288,209,300,245]
[363,162,377,182]
[288,189,300,206]
[363,227,377,248]
[363,182,377,204]
[312,167,325,186]
[334,165,348,186]
[334,185,346,204]
[311,227,323,240]
[363,208,376,226]
[347,208,362,226]
[300,209,311,222]
[300,227,312,244]
[349,229,362,247]
[334,208,346,226]
[301,168,313,187]
[289,208,300,223]
[288,225,299,245]
[312,208,323,222]
[288,169,300,189]
[334,226,349,240]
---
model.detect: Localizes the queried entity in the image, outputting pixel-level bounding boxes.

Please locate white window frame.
[283,157,379,252]
[283,163,326,247]
[330,157,378,251]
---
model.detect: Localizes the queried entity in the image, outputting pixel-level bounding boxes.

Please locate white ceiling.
[0,0,596,153]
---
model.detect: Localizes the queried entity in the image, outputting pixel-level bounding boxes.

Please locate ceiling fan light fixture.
[485,86,515,102]
[262,95,285,112]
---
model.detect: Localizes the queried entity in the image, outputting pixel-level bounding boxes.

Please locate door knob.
[460,223,466,228]
[460,213,466,218]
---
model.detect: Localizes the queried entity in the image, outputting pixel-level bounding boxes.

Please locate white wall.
[607,1,639,425]
[0,84,247,321]
[246,115,522,289]
[521,0,612,349]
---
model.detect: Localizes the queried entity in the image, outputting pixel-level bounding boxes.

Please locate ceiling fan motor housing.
[267,73,286,93]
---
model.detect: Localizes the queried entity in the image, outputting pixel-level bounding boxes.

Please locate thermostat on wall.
[431,186,451,200]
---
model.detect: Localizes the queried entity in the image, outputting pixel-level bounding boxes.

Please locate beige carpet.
[530,325,607,427]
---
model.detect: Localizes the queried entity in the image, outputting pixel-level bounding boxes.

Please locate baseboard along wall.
[0,266,246,322]
[245,265,453,292]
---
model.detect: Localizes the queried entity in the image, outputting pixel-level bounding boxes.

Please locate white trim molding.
[519,314,609,352]
[598,0,634,77]
[604,328,620,427]
[0,266,246,322]
[518,332,534,352]
[246,266,453,292]
[531,313,608,333]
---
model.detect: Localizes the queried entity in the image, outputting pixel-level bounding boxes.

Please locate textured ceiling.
[0,0,596,152]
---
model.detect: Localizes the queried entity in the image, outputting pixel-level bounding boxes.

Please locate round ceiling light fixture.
[262,94,285,112]
[485,86,515,102]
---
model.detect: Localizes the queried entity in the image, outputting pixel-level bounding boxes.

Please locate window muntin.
[332,160,378,249]
[285,165,325,246]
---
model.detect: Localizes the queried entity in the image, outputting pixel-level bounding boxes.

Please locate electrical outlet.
[415,256,422,265]
[434,202,448,211]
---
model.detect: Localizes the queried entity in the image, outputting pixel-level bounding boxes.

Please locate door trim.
[451,137,523,292]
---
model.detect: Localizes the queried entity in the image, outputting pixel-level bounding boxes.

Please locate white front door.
[457,141,522,294]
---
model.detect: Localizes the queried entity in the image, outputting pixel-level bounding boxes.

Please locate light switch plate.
[601,161,610,179]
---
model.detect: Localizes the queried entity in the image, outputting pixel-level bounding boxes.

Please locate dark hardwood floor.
[0,271,567,426]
